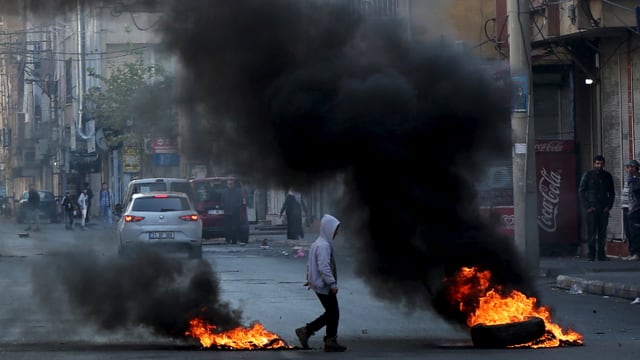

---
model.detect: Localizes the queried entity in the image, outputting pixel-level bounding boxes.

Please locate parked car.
[120,178,193,211]
[15,190,58,224]
[189,177,249,242]
[117,192,202,259]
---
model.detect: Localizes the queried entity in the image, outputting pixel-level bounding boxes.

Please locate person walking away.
[295,214,347,352]
[625,160,640,261]
[61,191,75,230]
[25,184,40,232]
[78,188,89,231]
[99,182,114,228]
[280,188,307,240]
[221,178,246,244]
[578,155,615,261]
[83,182,93,223]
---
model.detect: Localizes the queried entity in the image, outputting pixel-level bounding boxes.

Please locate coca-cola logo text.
[538,168,561,232]
[535,141,564,152]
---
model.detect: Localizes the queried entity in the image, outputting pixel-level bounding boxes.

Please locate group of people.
[56,182,114,231]
[579,155,640,261]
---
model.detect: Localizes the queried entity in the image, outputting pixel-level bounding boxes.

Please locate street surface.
[0,217,638,359]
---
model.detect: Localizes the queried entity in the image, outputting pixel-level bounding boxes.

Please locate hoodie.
[307,214,340,295]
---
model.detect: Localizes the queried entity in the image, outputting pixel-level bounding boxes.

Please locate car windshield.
[131,197,190,212]
[134,183,167,193]
[193,180,227,202]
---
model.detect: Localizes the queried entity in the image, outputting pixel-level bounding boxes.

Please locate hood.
[319,214,340,241]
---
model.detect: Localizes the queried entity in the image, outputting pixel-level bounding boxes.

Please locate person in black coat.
[280,189,307,240]
[221,178,246,244]
[578,155,615,261]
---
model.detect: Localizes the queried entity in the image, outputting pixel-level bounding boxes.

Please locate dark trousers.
[65,209,74,227]
[628,210,640,256]
[623,208,631,241]
[586,209,609,259]
[306,291,340,338]
[224,214,240,244]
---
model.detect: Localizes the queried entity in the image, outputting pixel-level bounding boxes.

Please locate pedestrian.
[578,155,615,261]
[295,214,347,352]
[25,184,40,232]
[221,178,246,244]
[77,188,90,231]
[98,182,114,228]
[83,182,93,223]
[625,159,640,261]
[280,188,307,240]
[61,191,75,230]
[622,162,633,252]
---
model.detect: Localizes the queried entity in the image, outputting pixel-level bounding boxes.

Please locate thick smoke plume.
[31,251,242,339]
[160,0,535,327]
[5,0,536,330]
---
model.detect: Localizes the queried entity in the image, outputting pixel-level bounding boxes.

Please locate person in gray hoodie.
[295,214,347,352]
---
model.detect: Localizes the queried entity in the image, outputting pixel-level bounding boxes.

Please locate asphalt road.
[0,217,638,359]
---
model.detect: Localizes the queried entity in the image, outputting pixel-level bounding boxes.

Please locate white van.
[121,178,193,210]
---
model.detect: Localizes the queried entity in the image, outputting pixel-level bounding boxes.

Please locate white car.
[117,192,203,259]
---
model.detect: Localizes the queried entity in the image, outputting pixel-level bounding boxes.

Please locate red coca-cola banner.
[536,140,578,246]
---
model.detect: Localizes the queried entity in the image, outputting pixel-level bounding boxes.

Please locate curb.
[556,275,640,300]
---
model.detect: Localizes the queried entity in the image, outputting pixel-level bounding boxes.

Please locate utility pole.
[508,0,539,273]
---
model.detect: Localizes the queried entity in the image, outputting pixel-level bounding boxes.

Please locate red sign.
[535,140,578,246]
[152,137,178,154]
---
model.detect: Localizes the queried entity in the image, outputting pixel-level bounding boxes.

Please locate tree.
[84,55,177,149]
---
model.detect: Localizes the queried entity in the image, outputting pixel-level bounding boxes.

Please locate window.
[65,58,73,105]
[132,197,190,212]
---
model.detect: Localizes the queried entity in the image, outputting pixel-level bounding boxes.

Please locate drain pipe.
[76,0,92,139]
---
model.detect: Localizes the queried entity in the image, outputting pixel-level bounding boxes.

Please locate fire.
[186,318,293,350]
[447,267,583,348]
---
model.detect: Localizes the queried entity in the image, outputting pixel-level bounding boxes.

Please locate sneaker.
[627,254,639,261]
[295,327,310,349]
[324,336,347,352]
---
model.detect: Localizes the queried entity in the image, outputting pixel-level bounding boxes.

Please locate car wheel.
[470,316,546,348]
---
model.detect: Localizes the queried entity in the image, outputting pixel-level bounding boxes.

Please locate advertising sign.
[535,140,578,246]
[123,146,141,173]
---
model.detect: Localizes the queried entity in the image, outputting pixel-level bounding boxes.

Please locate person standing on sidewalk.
[280,188,307,240]
[579,155,615,261]
[61,191,75,230]
[83,182,93,224]
[25,184,40,232]
[295,214,347,352]
[98,182,114,228]
[625,160,640,261]
[77,188,89,231]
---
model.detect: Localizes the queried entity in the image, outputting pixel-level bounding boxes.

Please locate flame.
[186,318,293,350]
[447,267,583,348]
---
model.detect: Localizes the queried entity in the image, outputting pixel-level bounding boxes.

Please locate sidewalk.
[542,256,640,301]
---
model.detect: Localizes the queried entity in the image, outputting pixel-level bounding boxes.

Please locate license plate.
[149,231,174,240]
[208,209,224,215]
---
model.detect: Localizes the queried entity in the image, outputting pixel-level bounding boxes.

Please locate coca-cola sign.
[535,141,565,153]
[538,167,561,232]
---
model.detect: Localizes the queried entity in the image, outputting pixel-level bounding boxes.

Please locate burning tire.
[470,317,545,348]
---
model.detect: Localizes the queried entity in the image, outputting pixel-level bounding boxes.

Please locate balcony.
[532,0,637,42]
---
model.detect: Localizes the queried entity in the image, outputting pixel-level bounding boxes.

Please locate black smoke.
[30,250,242,339]
[8,0,536,330]
[159,0,535,328]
